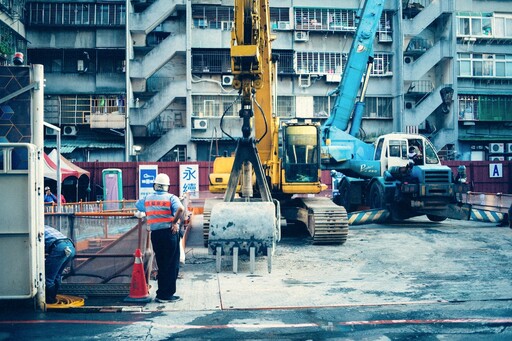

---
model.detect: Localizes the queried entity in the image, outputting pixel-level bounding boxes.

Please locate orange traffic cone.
[124,248,152,303]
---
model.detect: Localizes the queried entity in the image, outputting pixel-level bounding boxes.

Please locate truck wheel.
[427,214,447,222]
[338,179,356,212]
[368,182,385,209]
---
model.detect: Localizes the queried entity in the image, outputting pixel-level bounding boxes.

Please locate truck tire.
[427,214,447,222]
[368,182,385,209]
[337,179,356,212]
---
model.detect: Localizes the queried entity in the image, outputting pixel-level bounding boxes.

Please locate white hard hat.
[154,173,170,186]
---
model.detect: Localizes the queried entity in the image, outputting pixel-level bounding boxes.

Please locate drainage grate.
[60,283,130,297]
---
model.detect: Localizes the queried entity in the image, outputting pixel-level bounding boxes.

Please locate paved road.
[1,216,512,339]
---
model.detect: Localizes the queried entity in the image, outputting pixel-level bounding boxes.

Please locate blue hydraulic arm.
[322,0,384,140]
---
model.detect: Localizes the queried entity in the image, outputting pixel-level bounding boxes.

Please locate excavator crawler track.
[300,197,349,245]
[202,208,211,247]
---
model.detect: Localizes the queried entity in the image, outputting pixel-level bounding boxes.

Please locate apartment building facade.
[13,0,512,162]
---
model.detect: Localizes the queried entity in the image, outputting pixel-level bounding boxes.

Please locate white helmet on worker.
[153,173,170,191]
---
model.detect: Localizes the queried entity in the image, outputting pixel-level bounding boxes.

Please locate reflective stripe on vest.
[145,200,173,225]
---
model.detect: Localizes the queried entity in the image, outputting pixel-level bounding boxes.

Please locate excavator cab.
[281,123,326,195]
[282,124,320,183]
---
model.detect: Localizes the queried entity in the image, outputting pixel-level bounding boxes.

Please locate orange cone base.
[124,295,152,303]
[125,248,152,303]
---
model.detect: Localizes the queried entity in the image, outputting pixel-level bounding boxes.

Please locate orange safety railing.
[44,199,137,214]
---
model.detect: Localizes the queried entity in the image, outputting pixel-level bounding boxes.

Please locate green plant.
[0,41,13,56]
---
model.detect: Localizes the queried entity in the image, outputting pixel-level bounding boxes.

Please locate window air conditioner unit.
[45,126,58,136]
[489,142,504,154]
[193,118,208,130]
[63,126,78,136]
[277,21,290,30]
[507,143,512,153]
[222,75,234,86]
[77,59,85,72]
[404,56,414,64]
[294,31,309,42]
[405,101,415,110]
[489,155,505,161]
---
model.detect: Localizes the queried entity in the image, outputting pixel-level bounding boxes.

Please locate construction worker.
[44,186,66,204]
[44,225,75,304]
[44,186,58,203]
[135,173,184,303]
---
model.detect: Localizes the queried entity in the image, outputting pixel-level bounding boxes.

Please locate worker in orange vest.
[135,173,184,303]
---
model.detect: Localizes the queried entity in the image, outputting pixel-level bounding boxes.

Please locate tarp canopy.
[44,149,90,182]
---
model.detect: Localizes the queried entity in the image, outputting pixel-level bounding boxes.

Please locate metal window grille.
[458,95,479,120]
[378,11,393,41]
[270,7,290,29]
[463,95,512,121]
[192,5,234,29]
[275,50,295,74]
[295,52,344,75]
[313,96,330,118]
[27,2,125,26]
[364,97,393,118]
[371,53,393,76]
[192,49,231,74]
[275,96,295,118]
[295,8,356,31]
[192,95,240,118]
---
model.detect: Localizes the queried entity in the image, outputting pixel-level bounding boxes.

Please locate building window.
[271,8,291,30]
[371,53,393,76]
[295,7,357,32]
[29,49,124,74]
[295,51,391,77]
[275,96,295,118]
[458,53,512,78]
[313,96,330,118]
[275,50,294,74]
[364,97,393,118]
[457,12,501,38]
[27,2,125,26]
[458,95,512,121]
[295,51,344,75]
[192,95,240,118]
[458,53,471,76]
[192,49,231,74]
[192,5,234,29]
[458,95,478,120]
[378,11,393,42]
[494,15,512,38]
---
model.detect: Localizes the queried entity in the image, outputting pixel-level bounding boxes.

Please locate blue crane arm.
[322,0,384,137]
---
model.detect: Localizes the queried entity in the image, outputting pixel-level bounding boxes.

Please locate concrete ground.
[3,215,511,340]
[139,214,512,312]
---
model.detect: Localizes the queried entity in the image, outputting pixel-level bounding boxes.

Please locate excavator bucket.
[208,201,277,273]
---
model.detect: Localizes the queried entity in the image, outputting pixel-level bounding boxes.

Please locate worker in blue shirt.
[44,225,76,304]
[44,186,57,203]
[135,173,184,303]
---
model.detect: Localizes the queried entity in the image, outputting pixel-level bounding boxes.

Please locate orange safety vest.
[143,192,176,229]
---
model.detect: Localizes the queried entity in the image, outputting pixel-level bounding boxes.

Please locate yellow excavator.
[204,0,348,272]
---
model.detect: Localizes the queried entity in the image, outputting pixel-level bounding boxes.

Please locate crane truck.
[320,0,470,222]
[204,0,348,272]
